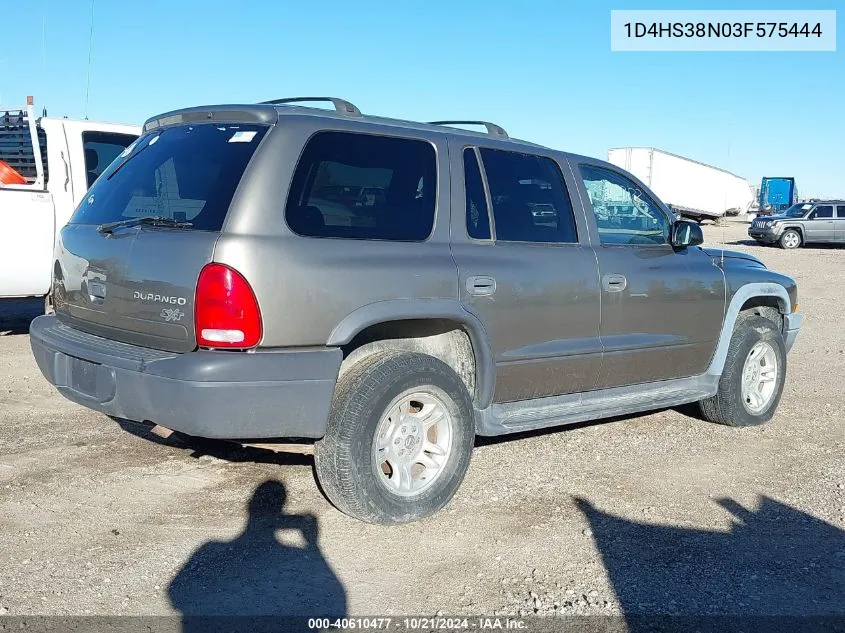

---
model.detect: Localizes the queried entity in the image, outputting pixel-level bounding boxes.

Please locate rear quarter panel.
[216,115,458,347]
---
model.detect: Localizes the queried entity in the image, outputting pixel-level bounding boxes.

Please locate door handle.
[602,273,627,292]
[466,275,496,297]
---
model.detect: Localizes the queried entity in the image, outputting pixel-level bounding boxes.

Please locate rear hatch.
[54,121,269,352]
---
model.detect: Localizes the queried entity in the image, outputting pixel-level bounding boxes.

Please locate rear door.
[449,140,602,402]
[571,161,725,388]
[54,122,269,352]
[804,205,835,242]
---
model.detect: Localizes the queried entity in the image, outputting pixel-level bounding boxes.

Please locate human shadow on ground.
[168,479,346,633]
[577,495,845,633]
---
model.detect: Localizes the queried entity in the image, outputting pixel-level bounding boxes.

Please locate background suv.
[749,200,845,249]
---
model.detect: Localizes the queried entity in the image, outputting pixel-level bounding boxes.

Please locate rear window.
[69,123,268,231]
[285,131,437,241]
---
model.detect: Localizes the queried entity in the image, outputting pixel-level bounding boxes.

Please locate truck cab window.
[82,131,138,189]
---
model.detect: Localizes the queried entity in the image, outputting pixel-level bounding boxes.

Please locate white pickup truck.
[0,97,139,307]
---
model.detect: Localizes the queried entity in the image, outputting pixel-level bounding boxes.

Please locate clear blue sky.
[3,0,843,197]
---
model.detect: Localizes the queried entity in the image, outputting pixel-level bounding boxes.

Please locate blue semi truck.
[758,177,797,216]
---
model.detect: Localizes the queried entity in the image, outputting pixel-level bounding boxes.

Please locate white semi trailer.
[608,147,754,222]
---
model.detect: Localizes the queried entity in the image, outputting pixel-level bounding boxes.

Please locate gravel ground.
[0,219,842,622]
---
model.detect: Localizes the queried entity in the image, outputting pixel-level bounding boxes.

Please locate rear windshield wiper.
[96,216,193,234]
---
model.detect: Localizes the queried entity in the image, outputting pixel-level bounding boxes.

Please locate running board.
[474,375,719,436]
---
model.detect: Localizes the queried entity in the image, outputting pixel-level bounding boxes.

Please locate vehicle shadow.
[169,479,347,632]
[114,418,313,467]
[0,298,43,335]
[576,495,844,631]
[722,239,767,247]
[722,239,844,251]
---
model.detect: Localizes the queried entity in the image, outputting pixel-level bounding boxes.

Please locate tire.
[779,229,802,249]
[314,351,475,524]
[698,314,786,427]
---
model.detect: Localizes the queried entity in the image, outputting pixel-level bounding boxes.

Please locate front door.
[805,205,835,242]
[449,141,602,403]
[571,162,726,389]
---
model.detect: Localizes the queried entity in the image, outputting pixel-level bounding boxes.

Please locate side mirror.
[671,220,704,248]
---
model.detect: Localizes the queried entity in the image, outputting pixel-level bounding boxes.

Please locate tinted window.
[579,165,669,246]
[464,148,490,240]
[70,124,268,231]
[82,131,138,188]
[479,149,577,243]
[285,132,436,241]
[812,205,834,219]
[837,206,845,218]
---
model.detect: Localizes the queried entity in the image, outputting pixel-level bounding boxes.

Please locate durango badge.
[133,291,187,306]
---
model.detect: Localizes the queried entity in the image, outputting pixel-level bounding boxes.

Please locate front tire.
[315,351,475,524]
[779,229,802,249]
[698,315,786,427]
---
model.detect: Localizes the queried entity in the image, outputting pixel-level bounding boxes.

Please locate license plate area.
[68,356,101,397]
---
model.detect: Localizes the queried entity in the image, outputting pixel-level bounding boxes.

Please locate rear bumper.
[29,316,341,439]
[783,312,802,354]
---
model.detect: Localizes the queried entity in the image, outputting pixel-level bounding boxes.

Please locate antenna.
[83,0,95,120]
[722,122,732,265]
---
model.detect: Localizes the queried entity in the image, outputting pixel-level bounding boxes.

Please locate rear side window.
[82,131,138,188]
[70,123,268,231]
[285,131,437,241]
[479,148,578,243]
[464,148,490,240]
[837,205,845,218]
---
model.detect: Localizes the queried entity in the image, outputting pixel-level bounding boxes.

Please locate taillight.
[195,263,262,349]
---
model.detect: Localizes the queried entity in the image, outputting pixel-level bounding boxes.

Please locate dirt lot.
[0,219,842,622]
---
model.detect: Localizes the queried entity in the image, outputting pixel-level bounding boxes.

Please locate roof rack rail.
[260,97,362,117]
[427,120,508,138]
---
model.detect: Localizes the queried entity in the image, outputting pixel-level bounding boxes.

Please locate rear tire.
[779,229,802,249]
[698,315,786,427]
[314,351,475,524]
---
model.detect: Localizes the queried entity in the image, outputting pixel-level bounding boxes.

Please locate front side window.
[285,131,436,241]
[479,148,577,243]
[812,205,834,219]
[837,205,845,218]
[578,164,669,246]
[82,131,139,188]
